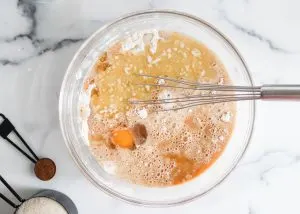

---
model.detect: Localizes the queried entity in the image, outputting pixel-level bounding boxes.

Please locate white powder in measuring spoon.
[16,197,68,214]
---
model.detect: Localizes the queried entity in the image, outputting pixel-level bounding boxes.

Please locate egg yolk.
[111,129,134,149]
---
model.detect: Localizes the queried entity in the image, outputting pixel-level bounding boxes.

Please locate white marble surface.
[1,0,300,213]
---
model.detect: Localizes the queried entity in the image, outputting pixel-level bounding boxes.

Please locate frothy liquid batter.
[84,31,235,186]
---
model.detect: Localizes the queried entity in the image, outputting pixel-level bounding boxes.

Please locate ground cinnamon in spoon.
[34,158,56,181]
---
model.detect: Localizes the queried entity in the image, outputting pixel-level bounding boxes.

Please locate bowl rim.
[59,9,256,207]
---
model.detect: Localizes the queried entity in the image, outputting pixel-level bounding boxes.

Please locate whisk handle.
[261,85,300,100]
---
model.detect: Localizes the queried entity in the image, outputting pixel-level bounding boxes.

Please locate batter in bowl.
[83,31,235,186]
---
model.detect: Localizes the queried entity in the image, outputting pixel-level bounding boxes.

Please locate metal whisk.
[130,74,300,111]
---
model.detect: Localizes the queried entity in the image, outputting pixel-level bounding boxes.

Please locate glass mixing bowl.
[59,10,255,206]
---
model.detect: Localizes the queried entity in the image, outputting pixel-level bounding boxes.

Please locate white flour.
[136,108,148,119]
[80,83,95,145]
[16,197,68,214]
[221,111,232,122]
[121,29,160,54]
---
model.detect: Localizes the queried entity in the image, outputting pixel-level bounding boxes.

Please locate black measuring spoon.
[0,113,56,181]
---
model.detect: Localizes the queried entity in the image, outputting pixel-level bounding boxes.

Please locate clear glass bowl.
[59,10,255,206]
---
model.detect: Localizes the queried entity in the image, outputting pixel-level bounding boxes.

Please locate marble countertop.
[1,0,300,213]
